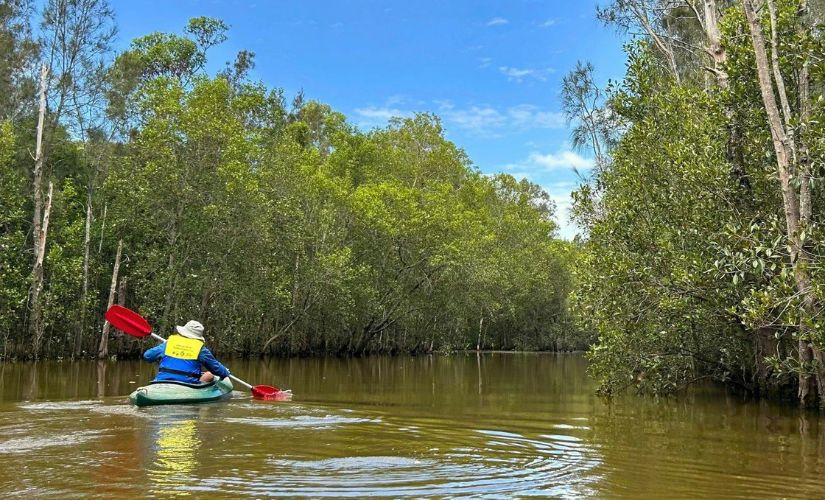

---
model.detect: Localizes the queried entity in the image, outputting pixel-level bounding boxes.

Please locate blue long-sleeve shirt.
[143,341,231,382]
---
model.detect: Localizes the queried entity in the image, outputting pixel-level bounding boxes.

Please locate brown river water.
[0,353,823,498]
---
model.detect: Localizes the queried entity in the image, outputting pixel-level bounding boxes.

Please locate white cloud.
[439,105,507,132]
[507,105,566,129]
[528,151,595,171]
[499,66,534,81]
[486,17,509,26]
[538,18,557,28]
[498,66,555,83]
[437,102,566,135]
[478,57,492,69]
[354,99,566,136]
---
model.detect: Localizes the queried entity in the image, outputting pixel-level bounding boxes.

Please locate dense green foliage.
[573,0,825,404]
[0,4,579,359]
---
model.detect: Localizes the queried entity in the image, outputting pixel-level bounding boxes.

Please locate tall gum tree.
[741,0,823,405]
[28,0,116,357]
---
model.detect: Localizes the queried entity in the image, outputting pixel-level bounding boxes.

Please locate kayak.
[129,377,234,407]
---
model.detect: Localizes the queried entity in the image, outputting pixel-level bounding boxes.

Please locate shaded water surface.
[0,353,824,497]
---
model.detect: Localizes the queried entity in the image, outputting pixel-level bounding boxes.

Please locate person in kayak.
[143,320,230,384]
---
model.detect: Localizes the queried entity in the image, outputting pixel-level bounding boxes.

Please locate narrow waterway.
[0,353,823,497]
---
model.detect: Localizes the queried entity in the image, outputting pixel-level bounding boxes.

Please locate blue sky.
[111,0,627,238]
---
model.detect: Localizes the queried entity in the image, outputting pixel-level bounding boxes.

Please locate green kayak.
[129,378,234,407]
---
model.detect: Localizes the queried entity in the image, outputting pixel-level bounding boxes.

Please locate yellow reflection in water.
[148,419,200,496]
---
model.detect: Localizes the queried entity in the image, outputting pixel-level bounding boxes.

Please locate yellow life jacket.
[164,334,204,360]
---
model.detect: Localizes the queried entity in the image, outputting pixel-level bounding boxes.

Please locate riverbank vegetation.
[0,1,581,360]
[13,0,825,408]
[569,0,825,405]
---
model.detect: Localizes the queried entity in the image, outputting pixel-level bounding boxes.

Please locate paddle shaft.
[149,332,255,390]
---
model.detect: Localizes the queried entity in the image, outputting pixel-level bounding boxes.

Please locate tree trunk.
[753,327,777,392]
[97,203,106,254]
[30,182,53,358]
[794,2,823,400]
[742,0,798,227]
[703,0,728,88]
[31,63,48,270]
[76,190,92,357]
[631,5,680,83]
[29,63,50,359]
[98,239,122,359]
[476,313,484,351]
[766,0,796,160]
[115,276,127,354]
[702,1,751,197]
[742,0,818,405]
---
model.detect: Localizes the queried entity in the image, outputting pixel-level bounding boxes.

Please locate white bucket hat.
[176,320,205,340]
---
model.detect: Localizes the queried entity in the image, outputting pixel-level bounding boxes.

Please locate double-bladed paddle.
[104,304,291,401]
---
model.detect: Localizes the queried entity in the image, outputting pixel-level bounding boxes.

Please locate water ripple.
[191,417,601,497]
[18,400,102,411]
[226,414,381,429]
[0,430,103,454]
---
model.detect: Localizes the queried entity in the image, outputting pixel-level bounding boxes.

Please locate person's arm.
[198,347,230,379]
[143,343,165,362]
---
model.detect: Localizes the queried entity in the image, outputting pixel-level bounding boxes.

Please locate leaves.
[576,0,825,398]
[0,15,580,357]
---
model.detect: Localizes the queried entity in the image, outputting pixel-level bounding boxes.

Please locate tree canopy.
[569,0,825,406]
[0,4,579,359]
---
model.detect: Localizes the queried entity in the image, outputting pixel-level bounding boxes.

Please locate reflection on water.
[96,361,106,399]
[148,418,200,495]
[0,354,823,497]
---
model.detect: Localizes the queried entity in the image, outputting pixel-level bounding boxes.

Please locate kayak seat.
[148,379,216,389]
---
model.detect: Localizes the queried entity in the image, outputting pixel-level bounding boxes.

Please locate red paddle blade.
[105,305,152,337]
[251,385,292,401]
